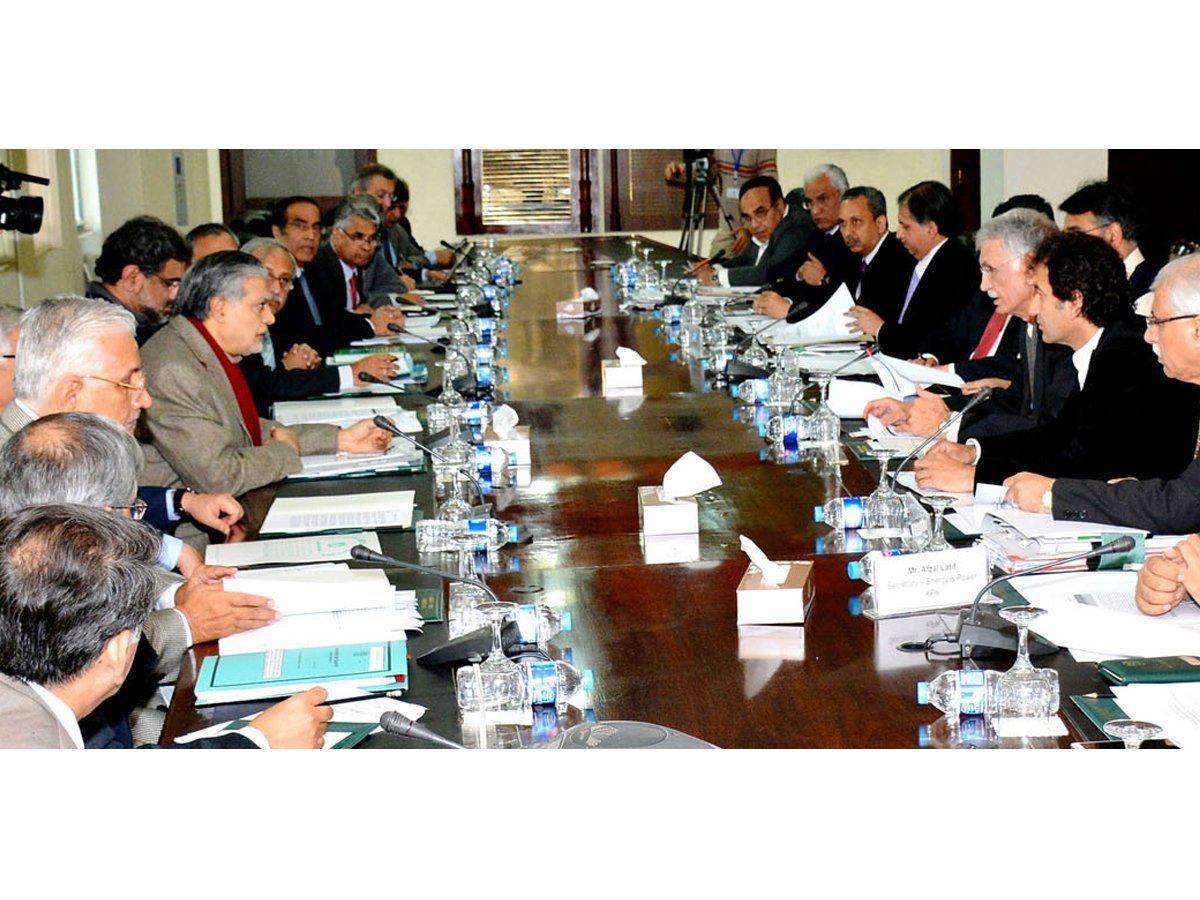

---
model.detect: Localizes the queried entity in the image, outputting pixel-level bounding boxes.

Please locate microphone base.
[724,360,771,382]
[957,608,1060,660]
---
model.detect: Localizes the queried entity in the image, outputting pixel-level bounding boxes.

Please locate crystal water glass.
[995,606,1060,718]
[921,495,955,551]
[864,450,905,536]
[1102,719,1163,749]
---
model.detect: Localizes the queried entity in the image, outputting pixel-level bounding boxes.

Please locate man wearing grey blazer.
[139,251,392,498]
[704,176,809,288]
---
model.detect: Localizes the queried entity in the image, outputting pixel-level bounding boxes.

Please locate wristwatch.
[172,488,192,519]
[1041,481,1055,514]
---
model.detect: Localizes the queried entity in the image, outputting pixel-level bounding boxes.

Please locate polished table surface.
[163,235,1112,749]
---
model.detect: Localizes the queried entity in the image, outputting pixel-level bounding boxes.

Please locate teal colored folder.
[195,640,407,701]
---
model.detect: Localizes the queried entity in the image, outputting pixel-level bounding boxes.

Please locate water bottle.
[846,549,907,582]
[917,669,1001,717]
[514,603,573,645]
[415,518,461,552]
[473,445,514,482]
[524,659,594,708]
[459,516,519,552]
[814,496,869,530]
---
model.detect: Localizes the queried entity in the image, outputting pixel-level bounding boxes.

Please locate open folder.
[259,491,416,535]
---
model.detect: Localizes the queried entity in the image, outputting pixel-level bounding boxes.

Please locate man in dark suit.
[240,238,399,417]
[0,503,332,749]
[833,186,915,325]
[270,196,406,358]
[913,233,1200,493]
[700,176,807,288]
[1060,180,1159,297]
[86,216,191,346]
[866,181,979,361]
[1004,253,1200,533]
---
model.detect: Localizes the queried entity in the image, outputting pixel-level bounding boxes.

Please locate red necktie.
[349,271,360,310]
[970,312,1008,360]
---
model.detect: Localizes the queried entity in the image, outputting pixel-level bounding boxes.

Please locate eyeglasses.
[1066,222,1111,237]
[110,498,148,521]
[979,256,1019,276]
[1145,312,1200,328]
[285,219,324,235]
[267,272,295,291]
[339,227,381,247]
[84,373,149,397]
[145,271,183,292]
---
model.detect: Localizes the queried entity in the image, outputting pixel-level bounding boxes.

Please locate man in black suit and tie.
[833,186,915,325]
[270,196,405,358]
[864,181,979,361]
[913,232,1200,493]
[1060,181,1159,297]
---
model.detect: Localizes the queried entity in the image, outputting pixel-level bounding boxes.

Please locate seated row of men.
[0,164,457,748]
[716,165,1200,618]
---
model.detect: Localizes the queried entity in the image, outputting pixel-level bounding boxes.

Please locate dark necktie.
[296,271,323,327]
[349,271,361,310]
[1023,326,1039,413]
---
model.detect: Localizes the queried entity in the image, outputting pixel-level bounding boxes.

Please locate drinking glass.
[864,450,905,536]
[809,373,840,444]
[1102,719,1164,749]
[995,606,1060,718]
[921,495,956,551]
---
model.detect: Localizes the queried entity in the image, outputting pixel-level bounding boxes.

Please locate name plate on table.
[865,545,990,619]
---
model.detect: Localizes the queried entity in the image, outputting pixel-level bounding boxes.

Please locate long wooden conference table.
[162,235,1113,749]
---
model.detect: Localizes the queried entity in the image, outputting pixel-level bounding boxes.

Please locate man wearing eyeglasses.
[1059,181,1159,297]
[86,215,192,346]
[270,195,405,358]
[698,175,808,288]
[753,164,859,319]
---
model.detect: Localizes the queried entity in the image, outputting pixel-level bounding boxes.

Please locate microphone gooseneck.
[388,324,479,396]
[350,544,501,604]
[889,386,994,489]
[371,415,485,505]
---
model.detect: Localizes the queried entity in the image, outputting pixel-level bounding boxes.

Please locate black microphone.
[889,387,993,490]
[784,299,814,324]
[355,371,437,403]
[378,710,465,749]
[388,323,479,397]
[950,535,1137,658]
[371,414,484,505]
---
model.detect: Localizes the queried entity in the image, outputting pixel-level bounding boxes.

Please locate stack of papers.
[979,509,1145,574]
[329,347,414,369]
[222,566,394,616]
[204,531,383,568]
[272,397,419,432]
[292,442,424,481]
[260,491,415,535]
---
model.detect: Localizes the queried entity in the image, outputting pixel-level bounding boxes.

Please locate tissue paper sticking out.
[738,535,789,585]
[615,346,647,367]
[491,404,519,439]
[661,451,722,500]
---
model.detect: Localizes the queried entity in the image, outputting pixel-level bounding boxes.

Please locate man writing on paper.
[139,251,392,497]
[912,232,1200,493]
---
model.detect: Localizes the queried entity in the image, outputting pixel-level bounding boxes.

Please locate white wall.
[980,150,1107,225]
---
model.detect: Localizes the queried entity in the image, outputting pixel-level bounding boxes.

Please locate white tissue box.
[483,425,531,467]
[638,485,698,535]
[641,532,701,564]
[556,296,600,318]
[736,561,812,625]
[737,625,806,660]
[602,360,644,394]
